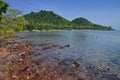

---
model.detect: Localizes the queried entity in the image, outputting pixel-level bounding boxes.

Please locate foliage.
[72,17,114,30]
[0,0,9,21]
[0,8,114,35]
[24,10,114,30]
[5,9,22,19]
[24,10,71,26]
[72,17,93,26]
[5,28,14,34]
[0,9,27,35]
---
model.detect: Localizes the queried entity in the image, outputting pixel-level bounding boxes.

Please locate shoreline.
[16,29,116,34]
[0,36,119,80]
[0,36,91,80]
[30,29,115,32]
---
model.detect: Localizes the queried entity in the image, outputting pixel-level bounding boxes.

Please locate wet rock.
[35,60,42,65]
[59,44,70,49]
[117,74,120,79]
[38,43,44,46]
[66,44,70,47]
[20,53,26,59]
[58,60,66,65]
[101,74,120,80]
[42,46,51,50]
[72,61,79,68]
[1,36,118,80]
[77,78,83,80]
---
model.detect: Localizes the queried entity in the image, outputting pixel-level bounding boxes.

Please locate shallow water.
[17,30,120,75]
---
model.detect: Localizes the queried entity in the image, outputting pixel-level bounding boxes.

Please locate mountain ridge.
[24,10,114,30]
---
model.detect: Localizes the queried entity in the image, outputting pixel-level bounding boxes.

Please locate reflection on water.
[17,30,120,75]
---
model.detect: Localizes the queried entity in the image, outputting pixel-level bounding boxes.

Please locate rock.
[58,60,66,65]
[12,75,18,79]
[35,60,42,65]
[27,76,30,79]
[72,61,79,68]
[18,58,24,62]
[21,53,26,59]
[66,44,70,47]
[77,78,83,80]
[117,74,120,79]
[59,44,70,49]
[0,48,10,56]
[101,74,120,80]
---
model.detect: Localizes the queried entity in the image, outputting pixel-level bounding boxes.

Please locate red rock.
[12,75,18,79]
[0,48,10,55]
[18,58,24,62]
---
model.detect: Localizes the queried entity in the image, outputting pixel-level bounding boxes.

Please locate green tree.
[0,0,9,21]
[5,9,22,19]
[38,24,44,30]
[13,17,26,31]
[26,21,35,31]
[24,10,114,30]
[1,9,27,33]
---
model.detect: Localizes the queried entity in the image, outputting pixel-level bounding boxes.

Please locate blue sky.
[5,0,120,29]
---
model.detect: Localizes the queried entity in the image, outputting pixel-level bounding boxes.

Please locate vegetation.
[0,9,27,35]
[72,17,113,30]
[0,0,114,36]
[72,17,94,26]
[0,1,119,80]
[24,10,114,30]
[24,10,71,26]
[24,10,73,31]
[0,0,9,21]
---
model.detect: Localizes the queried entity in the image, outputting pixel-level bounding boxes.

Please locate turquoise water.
[17,30,120,75]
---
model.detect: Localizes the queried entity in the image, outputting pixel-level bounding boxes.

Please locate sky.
[5,0,120,29]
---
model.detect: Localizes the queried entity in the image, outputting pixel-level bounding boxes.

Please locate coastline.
[19,29,115,34]
[0,36,91,80]
[0,35,119,80]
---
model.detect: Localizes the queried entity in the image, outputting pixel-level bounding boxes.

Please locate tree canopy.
[24,10,114,30]
[72,17,93,26]
[0,9,27,35]
[0,0,9,21]
[24,10,71,26]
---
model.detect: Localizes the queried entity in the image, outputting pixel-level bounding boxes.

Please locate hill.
[72,17,93,26]
[24,10,71,25]
[72,17,113,30]
[24,10,114,30]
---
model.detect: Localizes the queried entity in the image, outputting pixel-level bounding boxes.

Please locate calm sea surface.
[17,30,120,74]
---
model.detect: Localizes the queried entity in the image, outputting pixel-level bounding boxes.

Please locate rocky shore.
[0,36,119,80]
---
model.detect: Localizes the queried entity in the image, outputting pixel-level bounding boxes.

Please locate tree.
[26,21,35,31]
[13,17,26,31]
[5,9,22,19]
[0,0,9,21]
[1,9,27,33]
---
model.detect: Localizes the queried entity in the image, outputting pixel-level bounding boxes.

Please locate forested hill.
[24,10,71,26]
[72,17,94,26]
[72,17,113,30]
[24,10,114,30]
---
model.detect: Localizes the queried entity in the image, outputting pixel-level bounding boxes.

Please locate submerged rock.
[59,44,70,49]
[101,74,120,80]
[72,61,80,68]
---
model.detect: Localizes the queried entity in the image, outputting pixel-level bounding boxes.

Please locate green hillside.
[24,10,114,30]
[72,17,113,30]
[24,10,71,26]
[72,17,93,26]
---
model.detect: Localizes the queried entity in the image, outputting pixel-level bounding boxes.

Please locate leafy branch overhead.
[0,0,9,21]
